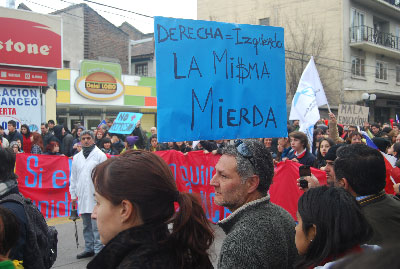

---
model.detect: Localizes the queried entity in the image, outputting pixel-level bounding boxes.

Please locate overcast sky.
[1,0,197,33]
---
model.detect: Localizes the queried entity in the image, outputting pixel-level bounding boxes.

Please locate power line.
[24,0,81,19]
[56,0,152,25]
[82,0,153,19]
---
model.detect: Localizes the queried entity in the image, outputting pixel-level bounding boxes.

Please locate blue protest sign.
[109,112,143,134]
[155,17,287,142]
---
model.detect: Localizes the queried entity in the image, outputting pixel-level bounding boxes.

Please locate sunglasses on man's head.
[235,140,256,170]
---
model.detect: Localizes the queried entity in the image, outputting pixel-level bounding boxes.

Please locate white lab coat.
[69,146,107,214]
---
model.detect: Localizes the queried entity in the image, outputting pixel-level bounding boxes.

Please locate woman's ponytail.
[169,192,214,268]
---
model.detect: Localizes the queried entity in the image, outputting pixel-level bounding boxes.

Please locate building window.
[350,9,365,41]
[396,65,400,83]
[259,18,270,26]
[135,63,148,76]
[375,61,388,80]
[351,56,365,77]
[63,61,70,68]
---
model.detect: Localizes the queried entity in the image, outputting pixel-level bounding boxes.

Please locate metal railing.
[350,26,400,51]
[382,0,400,8]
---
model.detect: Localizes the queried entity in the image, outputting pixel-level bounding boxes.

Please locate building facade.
[52,3,130,73]
[55,62,157,132]
[49,4,157,131]
[198,0,400,122]
[120,22,156,78]
[0,6,62,131]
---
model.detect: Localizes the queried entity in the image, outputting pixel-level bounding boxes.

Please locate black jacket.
[87,224,206,269]
[6,131,23,146]
[359,191,400,246]
[199,141,218,152]
[62,134,74,157]
[41,132,54,149]
[0,180,27,261]
[131,127,147,150]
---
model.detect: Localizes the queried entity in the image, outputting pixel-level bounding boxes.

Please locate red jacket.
[22,134,32,153]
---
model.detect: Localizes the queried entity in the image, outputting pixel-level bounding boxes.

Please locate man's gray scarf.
[83,144,95,159]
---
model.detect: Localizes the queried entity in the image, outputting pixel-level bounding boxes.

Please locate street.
[49,217,225,268]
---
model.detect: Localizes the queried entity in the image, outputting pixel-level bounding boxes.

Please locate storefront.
[0,6,62,132]
[56,60,157,132]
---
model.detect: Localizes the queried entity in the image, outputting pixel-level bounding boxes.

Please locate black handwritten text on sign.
[154,17,287,142]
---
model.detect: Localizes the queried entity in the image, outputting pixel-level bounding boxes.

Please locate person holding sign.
[211,140,297,268]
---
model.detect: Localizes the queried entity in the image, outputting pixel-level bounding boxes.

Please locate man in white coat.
[69,130,107,259]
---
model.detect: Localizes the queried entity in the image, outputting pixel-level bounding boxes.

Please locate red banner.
[15,152,326,222]
[15,154,72,219]
[155,151,230,222]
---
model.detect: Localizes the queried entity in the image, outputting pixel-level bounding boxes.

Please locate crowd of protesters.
[1,113,400,268]
[0,118,230,157]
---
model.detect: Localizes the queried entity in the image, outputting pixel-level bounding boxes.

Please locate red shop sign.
[0,7,62,69]
[0,67,48,86]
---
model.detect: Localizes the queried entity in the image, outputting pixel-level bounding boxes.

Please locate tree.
[284,18,342,108]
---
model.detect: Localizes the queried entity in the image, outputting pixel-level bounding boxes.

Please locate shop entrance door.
[69,116,82,131]
[85,116,102,131]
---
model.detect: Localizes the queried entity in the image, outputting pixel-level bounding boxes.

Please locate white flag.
[289,56,328,148]
[288,81,320,125]
[302,57,327,106]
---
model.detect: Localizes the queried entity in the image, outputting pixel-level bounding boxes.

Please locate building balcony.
[353,0,400,18]
[383,0,400,8]
[349,26,400,59]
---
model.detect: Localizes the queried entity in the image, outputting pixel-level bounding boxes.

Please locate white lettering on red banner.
[0,67,48,86]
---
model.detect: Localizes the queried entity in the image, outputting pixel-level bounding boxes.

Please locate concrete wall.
[59,6,85,70]
[45,87,57,122]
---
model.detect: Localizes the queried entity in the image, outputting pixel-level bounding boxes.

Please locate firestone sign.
[0,7,62,69]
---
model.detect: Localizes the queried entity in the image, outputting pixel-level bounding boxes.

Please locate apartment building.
[198,0,400,122]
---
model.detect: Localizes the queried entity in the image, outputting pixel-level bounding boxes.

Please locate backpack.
[0,193,58,269]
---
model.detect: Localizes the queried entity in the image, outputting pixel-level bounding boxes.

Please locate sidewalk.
[49,218,91,269]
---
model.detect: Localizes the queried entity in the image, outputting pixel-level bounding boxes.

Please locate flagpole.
[327,103,332,113]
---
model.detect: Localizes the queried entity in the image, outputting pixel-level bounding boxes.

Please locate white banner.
[0,87,41,132]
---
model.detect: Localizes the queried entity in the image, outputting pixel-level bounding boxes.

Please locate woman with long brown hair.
[30,132,44,154]
[87,150,214,269]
